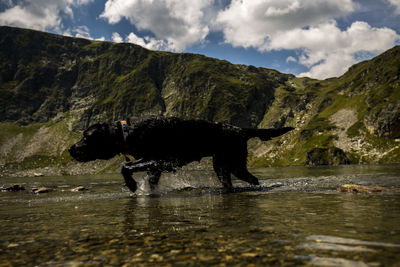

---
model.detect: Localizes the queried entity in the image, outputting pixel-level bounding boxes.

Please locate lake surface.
[1,164,400,266]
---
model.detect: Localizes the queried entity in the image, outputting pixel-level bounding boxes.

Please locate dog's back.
[126,117,240,162]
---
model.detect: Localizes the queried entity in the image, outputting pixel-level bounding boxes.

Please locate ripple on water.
[306,235,400,248]
[295,255,370,267]
[297,235,400,266]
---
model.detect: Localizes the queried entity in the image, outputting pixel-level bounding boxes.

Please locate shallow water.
[1,164,400,266]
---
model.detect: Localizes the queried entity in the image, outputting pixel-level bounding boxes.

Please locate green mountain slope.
[0,26,288,129]
[0,26,399,176]
[249,46,400,166]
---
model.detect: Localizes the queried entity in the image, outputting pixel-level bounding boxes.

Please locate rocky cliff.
[0,26,399,177]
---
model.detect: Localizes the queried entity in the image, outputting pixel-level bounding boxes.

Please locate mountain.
[0,26,288,129]
[0,26,399,177]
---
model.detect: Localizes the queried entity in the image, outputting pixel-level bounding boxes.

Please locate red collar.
[119,120,129,154]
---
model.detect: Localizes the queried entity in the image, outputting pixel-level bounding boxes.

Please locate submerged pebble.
[32,187,52,194]
[338,184,400,194]
[71,186,88,192]
[1,184,25,192]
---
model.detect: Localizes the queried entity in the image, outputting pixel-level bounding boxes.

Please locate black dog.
[69,117,293,193]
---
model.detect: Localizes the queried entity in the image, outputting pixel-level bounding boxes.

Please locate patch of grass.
[0,122,44,145]
[347,121,364,138]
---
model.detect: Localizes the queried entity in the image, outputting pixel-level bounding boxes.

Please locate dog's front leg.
[121,159,159,193]
[121,163,138,193]
[147,169,161,190]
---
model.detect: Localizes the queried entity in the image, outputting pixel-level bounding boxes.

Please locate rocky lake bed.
[1,164,400,266]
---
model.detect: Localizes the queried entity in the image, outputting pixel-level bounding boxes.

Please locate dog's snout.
[69,143,85,161]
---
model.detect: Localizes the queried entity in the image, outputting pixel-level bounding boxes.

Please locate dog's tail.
[243,127,294,141]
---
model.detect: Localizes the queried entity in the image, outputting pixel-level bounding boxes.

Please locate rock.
[197,254,215,261]
[338,184,400,194]
[364,101,400,138]
[32,187,52,194]
[71,186,88,192]
[33,172,44,177]
[306,147,350,166]
[241,253,258,258]
[1,184,25,192]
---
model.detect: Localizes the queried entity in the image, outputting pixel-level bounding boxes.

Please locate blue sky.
[1,0,400,79]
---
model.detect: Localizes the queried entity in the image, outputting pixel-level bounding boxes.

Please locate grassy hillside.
[248,46,400,166]
[0,26,399,176]
[0,26,288,129]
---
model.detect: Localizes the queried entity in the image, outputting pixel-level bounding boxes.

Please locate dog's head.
[69,123,120,162]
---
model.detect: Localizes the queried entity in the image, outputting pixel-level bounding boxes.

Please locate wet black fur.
[69,117,293,193]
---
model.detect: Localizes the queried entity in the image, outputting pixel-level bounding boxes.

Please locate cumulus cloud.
[0,1,62,31]
[286,56,297,63]
[100,0,212,51]
[62,25,105,41]
[72,25,91,39]
[111,32,123,43]
[388,0,400,13]
[269,21,399,78]
[0,0,93,31]
[216,0,400,79]
[110,31,175,51]
[126,32,173,51]
[216,0,356,49]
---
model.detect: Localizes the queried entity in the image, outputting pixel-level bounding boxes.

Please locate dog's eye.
[83,130,92,138]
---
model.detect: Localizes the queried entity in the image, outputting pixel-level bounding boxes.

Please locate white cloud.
[270,21,399,78]
[0,0,93,31]
[0,2,62,31]
[388,0,400,14]
[216,0,400,79]
[73,25,91,39]
[216,0,356,49]
[286,56,297,63]
[100,0,213,51]
[62,25,97,40]
[126,32,173,51]
[110,31,175,51]
[77,0,94,4]
[111,32,123,43]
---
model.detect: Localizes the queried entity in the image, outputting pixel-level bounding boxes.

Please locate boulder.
[364,101,400,139]
[306,147,350,166]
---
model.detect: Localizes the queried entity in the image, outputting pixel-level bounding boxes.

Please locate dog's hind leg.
[229,151,259,186]
[212,156,233,190]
